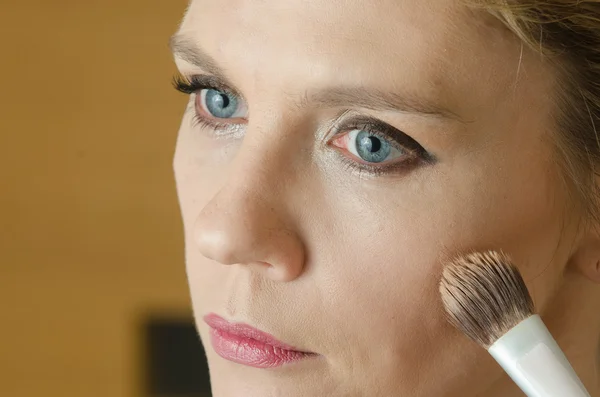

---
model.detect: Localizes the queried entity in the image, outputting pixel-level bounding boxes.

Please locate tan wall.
[0,1,191,396]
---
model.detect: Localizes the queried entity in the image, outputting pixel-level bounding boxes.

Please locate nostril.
[247,261,273,273]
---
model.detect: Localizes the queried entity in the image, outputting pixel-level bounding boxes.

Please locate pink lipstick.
[204,313,315,368]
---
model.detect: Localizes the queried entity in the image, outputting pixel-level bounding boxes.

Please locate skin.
[171,0,600,396]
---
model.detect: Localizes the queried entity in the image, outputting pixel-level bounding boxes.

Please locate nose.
[193,150,305,282]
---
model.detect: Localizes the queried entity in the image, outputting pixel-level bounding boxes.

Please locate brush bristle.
[439,251,535,349]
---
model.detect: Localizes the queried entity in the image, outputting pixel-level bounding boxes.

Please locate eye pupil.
[218,94,230,107]
[205,89,238,118]
[355,130,391,163]
[360,135,381,153]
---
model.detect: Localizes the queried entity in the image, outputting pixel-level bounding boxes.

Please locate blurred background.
[0,0,213,396]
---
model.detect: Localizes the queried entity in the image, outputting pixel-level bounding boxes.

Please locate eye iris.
[205,89,238,118]
[355,130,391,163]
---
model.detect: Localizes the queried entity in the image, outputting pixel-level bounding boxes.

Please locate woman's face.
[172,0,575,396]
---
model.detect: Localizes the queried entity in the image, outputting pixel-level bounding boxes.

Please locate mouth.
[204,313,317,368]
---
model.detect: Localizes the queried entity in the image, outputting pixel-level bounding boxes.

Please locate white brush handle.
[488,315,590,397]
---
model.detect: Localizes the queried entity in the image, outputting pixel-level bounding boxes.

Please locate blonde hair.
[473,1,600,223]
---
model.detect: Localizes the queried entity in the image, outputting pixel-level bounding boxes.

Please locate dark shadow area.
[144,316,212,397]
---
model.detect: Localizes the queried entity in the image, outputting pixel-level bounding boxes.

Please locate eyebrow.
[170,34,228,80]
[170,34,463,122]
[307,87,462,121]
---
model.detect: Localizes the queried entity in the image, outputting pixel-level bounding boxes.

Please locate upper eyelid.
[176,73,244,98]
[337,116,408,141]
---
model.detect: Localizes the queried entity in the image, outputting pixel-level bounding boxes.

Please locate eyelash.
[173,73,433,175]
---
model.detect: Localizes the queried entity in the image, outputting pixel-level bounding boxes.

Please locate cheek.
[306,143,567,375]
[317,231,446,353]
[304,197,502,394]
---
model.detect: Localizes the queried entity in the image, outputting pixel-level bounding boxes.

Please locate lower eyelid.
[193,116,247,139]
[334,151,423,178]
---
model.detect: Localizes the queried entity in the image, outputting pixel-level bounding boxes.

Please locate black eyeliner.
[339,114,436,164]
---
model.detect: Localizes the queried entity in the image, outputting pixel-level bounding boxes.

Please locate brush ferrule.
[487,315,589,397]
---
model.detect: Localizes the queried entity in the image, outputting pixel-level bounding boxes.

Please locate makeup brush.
[439,251,591,397]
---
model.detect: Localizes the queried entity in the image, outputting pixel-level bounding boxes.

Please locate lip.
[204,313,316,368]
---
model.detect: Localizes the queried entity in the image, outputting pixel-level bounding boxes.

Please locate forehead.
[177,0,527,117]
[181,0,483,40]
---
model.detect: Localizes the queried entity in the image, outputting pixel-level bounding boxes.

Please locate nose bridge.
[218,154,281,231]
[205,125,291,232]
[214,158,277,231]
[236,109,300,183]
[192,119,306,282]
[232,144,283,201]
[227,106,309,201]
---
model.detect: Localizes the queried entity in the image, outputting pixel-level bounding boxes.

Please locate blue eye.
[199,89,247,119]
[347,129,403,163]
